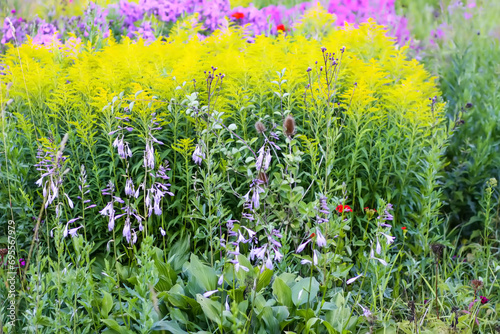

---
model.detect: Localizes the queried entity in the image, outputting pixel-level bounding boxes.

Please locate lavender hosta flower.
[316,228,326,248]
[359,304,372,317]
[376,237,381,255]
[274,249,283,262]
[370,247,388,266]
[243,179,265,210]
[123,218,132,243]
[124,178,136,197]
[297,238,312,253]
[112,135,132,159]
[250,245,267,261]
[265,256,273,270]
[229,259,249,272]
[379,222,392,228]
[192,144,205,165]
[68,226,83,237]
[218,274,224,286]
[159,227,166,236]
[346,274,363,285]
[100,201,116,231]
[255,146,272,172]
[319,196,329,215]
[301,259,312,265]
[313,250,319,265]
[203,290,218,298]
[241,226,256,240]
[144,142,155,170]
[380,232,395,245]
[101,181,115,196]
[132,230,138,244]
[383,210,394,221]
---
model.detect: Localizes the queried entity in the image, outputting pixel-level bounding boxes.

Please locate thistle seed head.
[255,121,266,134]
[283,115,296,137]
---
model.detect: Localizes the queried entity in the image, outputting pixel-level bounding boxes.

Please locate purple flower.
[229,259,249,272]
[370,247,388,266]
[346,274,363,285]
[203,290,218,298]
[123,218,131,243]
[319,196,329,215]
[380,232,395,245]
[160,227,166,236]
[144,142,155,169]
[192,145,205,165]
[112,135,132,159]
[68,226,83,237]
[316,228,326,248]
[297,238,312,253]
[359,304,372,317]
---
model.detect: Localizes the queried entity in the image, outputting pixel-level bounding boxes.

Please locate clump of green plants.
[0,12,498,333]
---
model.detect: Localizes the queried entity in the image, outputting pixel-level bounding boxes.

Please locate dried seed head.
[258,171,268,184]
[283,115,296,137]
[255,121,266,134]
[471,279,484,291]
[430,243,445,258]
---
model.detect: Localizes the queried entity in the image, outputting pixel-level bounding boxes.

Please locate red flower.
[364,207,369,211]
[480,296,489,304]
[277,24,286,32]
[309,232,316,238]
[336,205,352,213]
[231,12,245,19]
[401,227,407,230]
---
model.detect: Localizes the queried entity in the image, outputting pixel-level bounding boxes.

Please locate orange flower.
[231,12,245,19]
[277,24,286,32]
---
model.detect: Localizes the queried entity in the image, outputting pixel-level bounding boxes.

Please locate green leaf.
[272,277,293,308]
[101,319,134,334]
[151,320,188,333]
[100,291,113,318]
[196,295,222,326]
[256,269,273,292]
[186,254,217,292]
[291,277,319,307]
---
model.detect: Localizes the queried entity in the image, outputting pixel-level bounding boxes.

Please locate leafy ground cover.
[0,0,499,333]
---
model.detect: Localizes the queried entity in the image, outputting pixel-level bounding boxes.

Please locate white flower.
[160,227,166,236]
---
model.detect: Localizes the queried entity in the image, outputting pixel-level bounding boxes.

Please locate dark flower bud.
[306,67,312,72]
[465,102,473,108]
[321,47,327,52]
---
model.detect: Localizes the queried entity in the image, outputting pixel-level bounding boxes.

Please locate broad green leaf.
[291,277,319,307]
[272,277,293,308]
[151,320,188,333]
[100,291,113,318]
